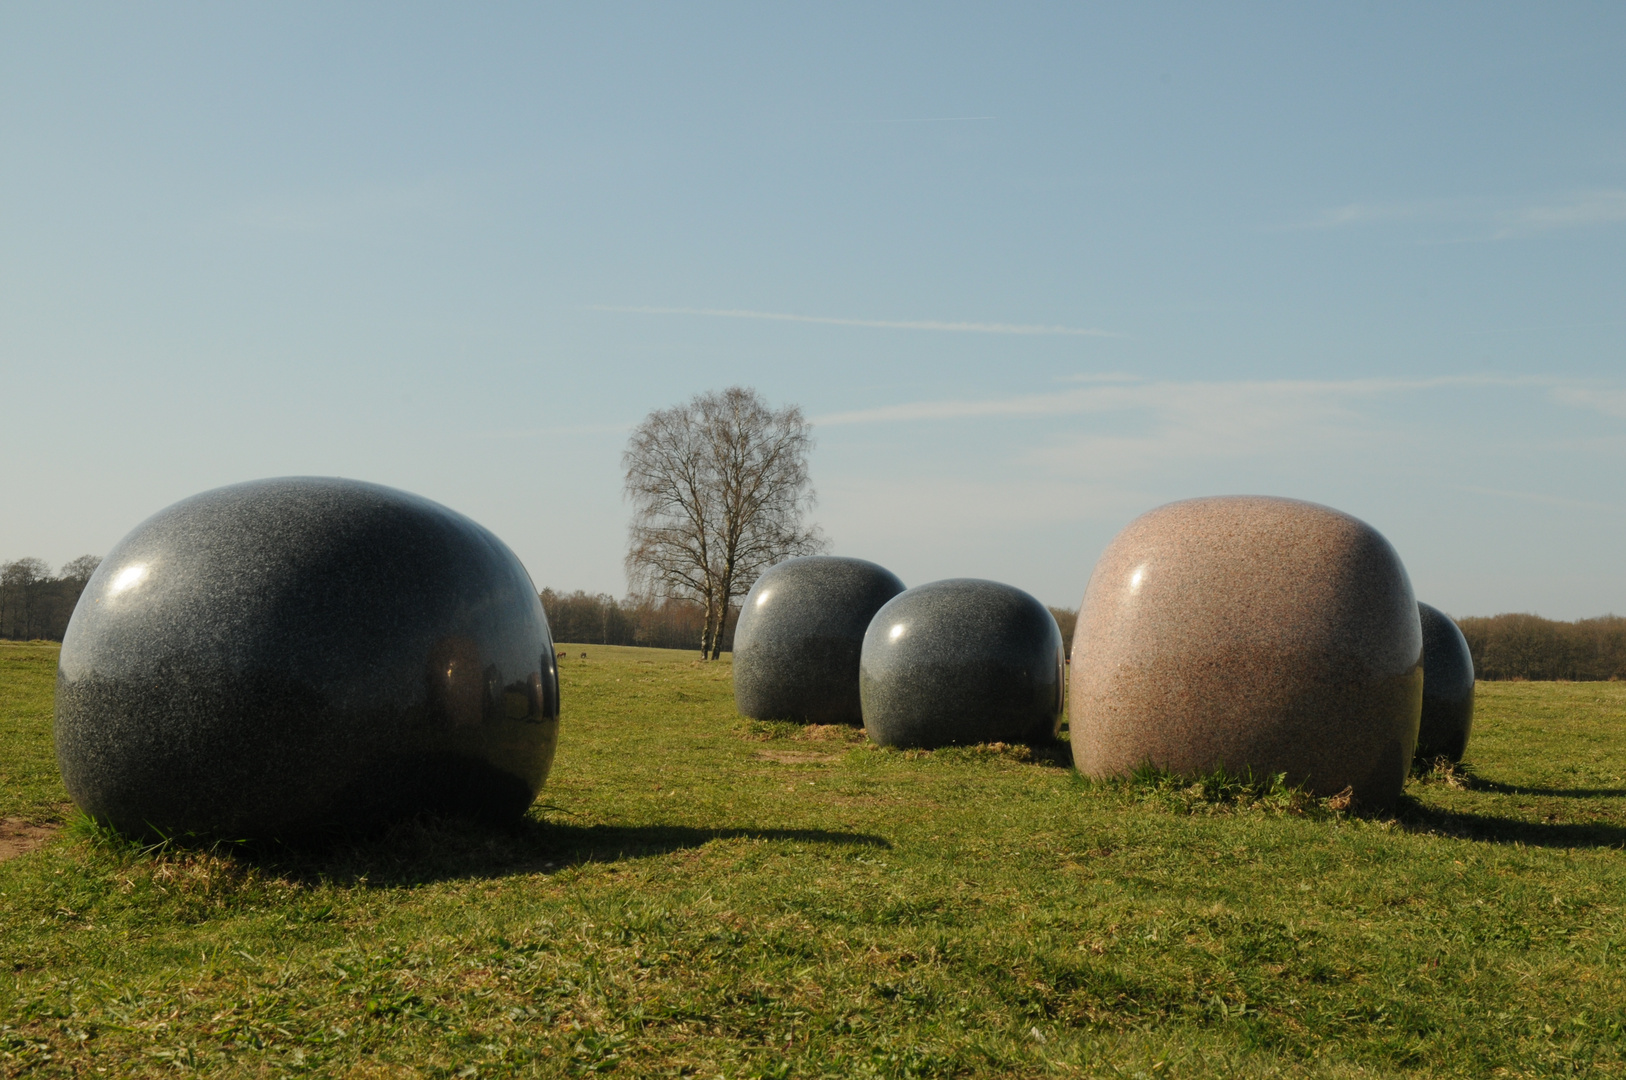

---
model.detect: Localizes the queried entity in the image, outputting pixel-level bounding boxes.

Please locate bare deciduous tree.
[60,555,102,585]
[623,386,825,659]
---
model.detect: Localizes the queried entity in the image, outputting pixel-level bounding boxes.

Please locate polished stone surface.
[1069,496,1423,808]
[733,556,905,725]
[1416,601,1475,763]
[55,477,560,841]
[860,579,1064,748]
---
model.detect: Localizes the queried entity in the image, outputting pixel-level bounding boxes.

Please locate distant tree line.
[540,589,742,653]
[1456,613,1626,681]
[1048,607,1077,657]
[11,550,1619,681]
[0,556,101,641]
[543,588,1069,658]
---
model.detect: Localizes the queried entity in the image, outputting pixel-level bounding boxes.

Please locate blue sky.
[3,4,1623,617]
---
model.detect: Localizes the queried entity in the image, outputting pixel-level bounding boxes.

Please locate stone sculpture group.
[736,495,1474,810]
[732,558,1064,749]
[53,480,1472,840]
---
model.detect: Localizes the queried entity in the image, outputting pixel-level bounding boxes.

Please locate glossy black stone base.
[859,579,1064,749]
[733,556,906,725]
[54,477,560,842]
[1416,601,1474,763]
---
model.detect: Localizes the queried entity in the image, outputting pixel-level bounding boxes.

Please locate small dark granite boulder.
[859,579,1064,749]
[1416,601,1475,763]
[54,477,560,841]
[733,556,906,725]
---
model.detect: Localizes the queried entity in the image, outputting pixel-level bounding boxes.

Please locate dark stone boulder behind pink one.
[1069,496,1423,809]
[1415,601,1474,763]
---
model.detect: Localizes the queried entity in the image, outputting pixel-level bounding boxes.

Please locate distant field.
[3,641,1626,1077]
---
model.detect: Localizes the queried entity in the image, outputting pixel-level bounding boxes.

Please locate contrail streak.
[591,306,1121,338]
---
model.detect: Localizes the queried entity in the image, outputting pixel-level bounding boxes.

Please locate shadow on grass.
[244,816,892,888]
[1392,797,1626,848]
[1412,758,1626,800]
[1462,778,1626,799]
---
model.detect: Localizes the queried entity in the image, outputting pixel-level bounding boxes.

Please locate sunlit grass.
[3,640,1626,1077]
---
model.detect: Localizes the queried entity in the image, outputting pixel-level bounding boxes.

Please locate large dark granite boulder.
[859,579,1064,748]
[54,477,560,841]
[733,556,906,725]
[1416,601,1475,763]
[1070,496,1423,809]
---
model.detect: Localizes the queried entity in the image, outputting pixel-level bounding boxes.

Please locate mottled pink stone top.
[1070,496,1423,808]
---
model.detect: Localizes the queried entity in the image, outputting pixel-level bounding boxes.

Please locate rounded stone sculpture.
[733,556,906,725]
[1416,601,1475,763]
[54,477,561,841]
[860,579,1064,749]
[1069,496,1423,809]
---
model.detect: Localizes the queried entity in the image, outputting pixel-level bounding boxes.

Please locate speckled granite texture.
[860,579,1064,749]
[1069,496,1423,808]
[54,477,560,841]
[733,556,906,725]
[1416,601,1474,763]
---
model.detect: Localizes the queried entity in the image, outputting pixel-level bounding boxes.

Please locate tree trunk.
[710,566,732,662]
[698,593,716,658]
[709,605,726,661]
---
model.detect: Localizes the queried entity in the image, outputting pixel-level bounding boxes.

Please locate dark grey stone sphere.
[54,477,560,841]
[733,556,906,725]
[859,578,1064,748]
[1416,601,1475,763]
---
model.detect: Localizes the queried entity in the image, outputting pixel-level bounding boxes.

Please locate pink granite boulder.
[1070,496,1423,809]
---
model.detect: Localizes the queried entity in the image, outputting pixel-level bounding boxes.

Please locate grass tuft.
[1412,755,1477,789]
[1096,761,1347,818]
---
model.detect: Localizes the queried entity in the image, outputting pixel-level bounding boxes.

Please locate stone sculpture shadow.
[1457,778,1626,799]
[1414,758,1626,800]
[231,816,892,888]
[1392,798,1626,849]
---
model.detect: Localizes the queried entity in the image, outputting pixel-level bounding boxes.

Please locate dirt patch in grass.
[753,749,843,765]
[737,718,868,743]
[0,817,58,862]
[798,723,866,742]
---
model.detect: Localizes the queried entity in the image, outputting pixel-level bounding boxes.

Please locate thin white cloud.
[816,374,1539,427]
[1294,189,1626,238]
[1461,485,1622,514]
[818,375,1625,507]
[1495,190,1626,237]
[1059,372,1146,384]
[811,373,1626,602]
[1295,200,1461,230]
[591,306,1122,338]
[1551,386,1626,419]
[855,116,998,124]
[470,423,633,441]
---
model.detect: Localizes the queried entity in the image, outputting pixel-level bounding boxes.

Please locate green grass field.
[3,640,1626,1078]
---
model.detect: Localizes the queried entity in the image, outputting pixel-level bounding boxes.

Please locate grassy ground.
[0,641,69,826]
[2,640,1626,1078]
